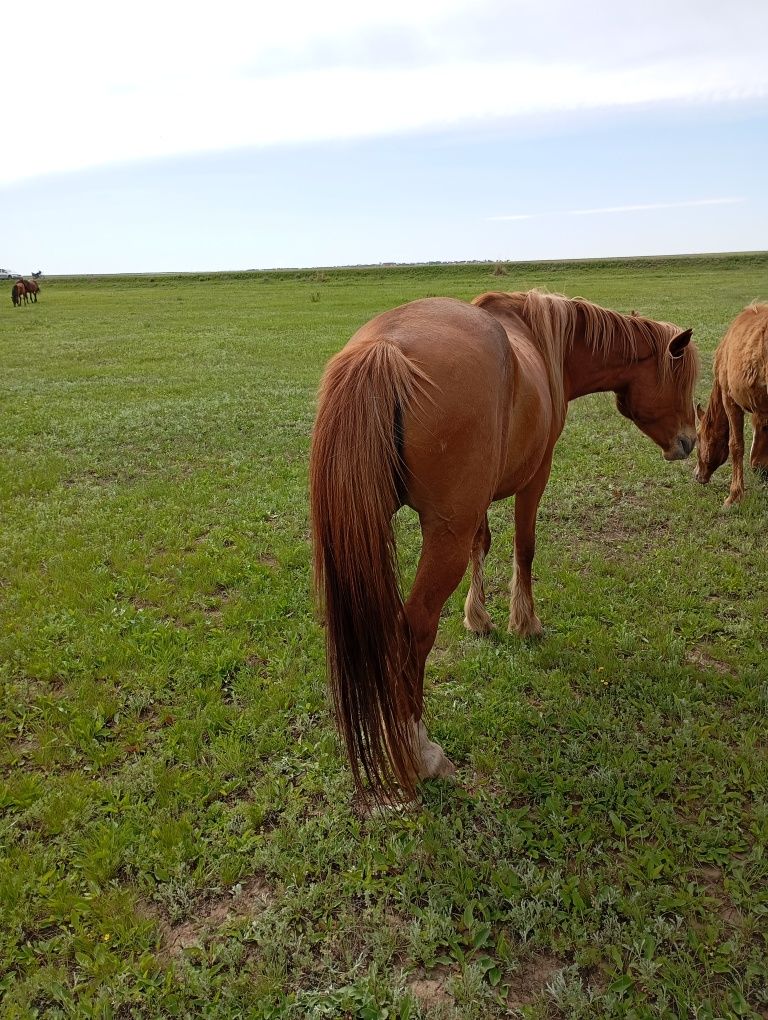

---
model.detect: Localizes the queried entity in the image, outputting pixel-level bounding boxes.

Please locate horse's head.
[614,328,698,461]
[694,399,729,483]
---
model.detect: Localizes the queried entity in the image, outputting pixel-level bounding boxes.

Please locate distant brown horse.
[11,280,26,306]
[22,278,39,302]
[695,303,768,505]
[310,290,698,800]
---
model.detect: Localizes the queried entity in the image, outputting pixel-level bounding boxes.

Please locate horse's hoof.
[358,793,421,819]
[509,615,543,639]
[723,494,743,509]
[463,614,494,636]
[418,743,456,780]
[428,755,456,780]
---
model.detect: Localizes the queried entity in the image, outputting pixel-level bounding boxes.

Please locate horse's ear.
[668,328,692,359]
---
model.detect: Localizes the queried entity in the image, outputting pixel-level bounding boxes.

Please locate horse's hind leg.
[463,512,493,635]
[404,514,478,779]
[723,397,745,507]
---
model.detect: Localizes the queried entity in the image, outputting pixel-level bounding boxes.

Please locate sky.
[2,0,767,274]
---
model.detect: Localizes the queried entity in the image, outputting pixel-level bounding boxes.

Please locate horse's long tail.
[310,339,430,801]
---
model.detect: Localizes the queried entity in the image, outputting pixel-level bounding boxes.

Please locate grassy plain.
[1,253,767,1018]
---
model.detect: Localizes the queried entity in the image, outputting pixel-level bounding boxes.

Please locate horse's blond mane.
[499,289,698,420]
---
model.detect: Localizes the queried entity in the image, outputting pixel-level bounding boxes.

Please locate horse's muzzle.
[664,434,695,461]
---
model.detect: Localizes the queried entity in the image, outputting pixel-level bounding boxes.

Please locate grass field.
[1,254,767,1019]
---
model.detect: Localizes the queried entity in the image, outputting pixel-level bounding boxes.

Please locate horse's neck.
[562,328,637,400]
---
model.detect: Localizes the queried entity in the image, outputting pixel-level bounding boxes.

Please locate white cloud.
[3,0,767,185]
[489,198,747,221]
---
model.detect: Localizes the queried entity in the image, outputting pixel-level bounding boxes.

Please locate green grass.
[1,254,767,1019]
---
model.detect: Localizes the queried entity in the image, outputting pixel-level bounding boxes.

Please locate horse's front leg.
[509,455,552,637]
[463,512,493,634]
[749,414,768,477]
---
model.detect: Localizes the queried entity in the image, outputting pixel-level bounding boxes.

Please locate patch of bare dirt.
[694,865,743,926]
[406,966,455,1008]
[506,953,564,1009]
[144,876,274,959]
[686,647,736,676]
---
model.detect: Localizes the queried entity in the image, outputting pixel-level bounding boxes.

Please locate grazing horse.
[695,303,768,505]
[11,281,26,306]
[310,290,698,801]
[23,278,39,302]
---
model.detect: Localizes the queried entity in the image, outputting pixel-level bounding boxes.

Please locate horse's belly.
[491,373,554,499]
[398,323,512,516]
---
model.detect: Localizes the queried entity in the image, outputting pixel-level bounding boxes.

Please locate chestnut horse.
[310,290,698,801]
[695,303,768,505]
[22,278,39,302]
[11,281,26,307]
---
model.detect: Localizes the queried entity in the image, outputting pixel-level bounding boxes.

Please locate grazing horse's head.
[614,324,698,461]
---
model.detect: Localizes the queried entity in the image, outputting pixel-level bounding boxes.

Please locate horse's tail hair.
[310,339,430,801]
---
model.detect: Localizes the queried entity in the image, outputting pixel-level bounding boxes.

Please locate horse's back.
[352,297,507,361]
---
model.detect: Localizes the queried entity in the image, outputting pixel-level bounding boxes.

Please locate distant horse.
[23,278,39,302]
[695,303,768,505]
[11,281,26,306]
[310,290,698,800]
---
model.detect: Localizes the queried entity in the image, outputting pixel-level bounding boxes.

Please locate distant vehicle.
[1,269,42,279]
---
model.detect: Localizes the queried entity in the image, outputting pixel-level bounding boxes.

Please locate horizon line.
[27,248,768,279]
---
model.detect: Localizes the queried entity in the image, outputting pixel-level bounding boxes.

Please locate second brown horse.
[310,290,698,800]
[695,303,768,505]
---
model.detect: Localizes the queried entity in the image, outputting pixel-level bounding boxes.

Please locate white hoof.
[412,720,456,780]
